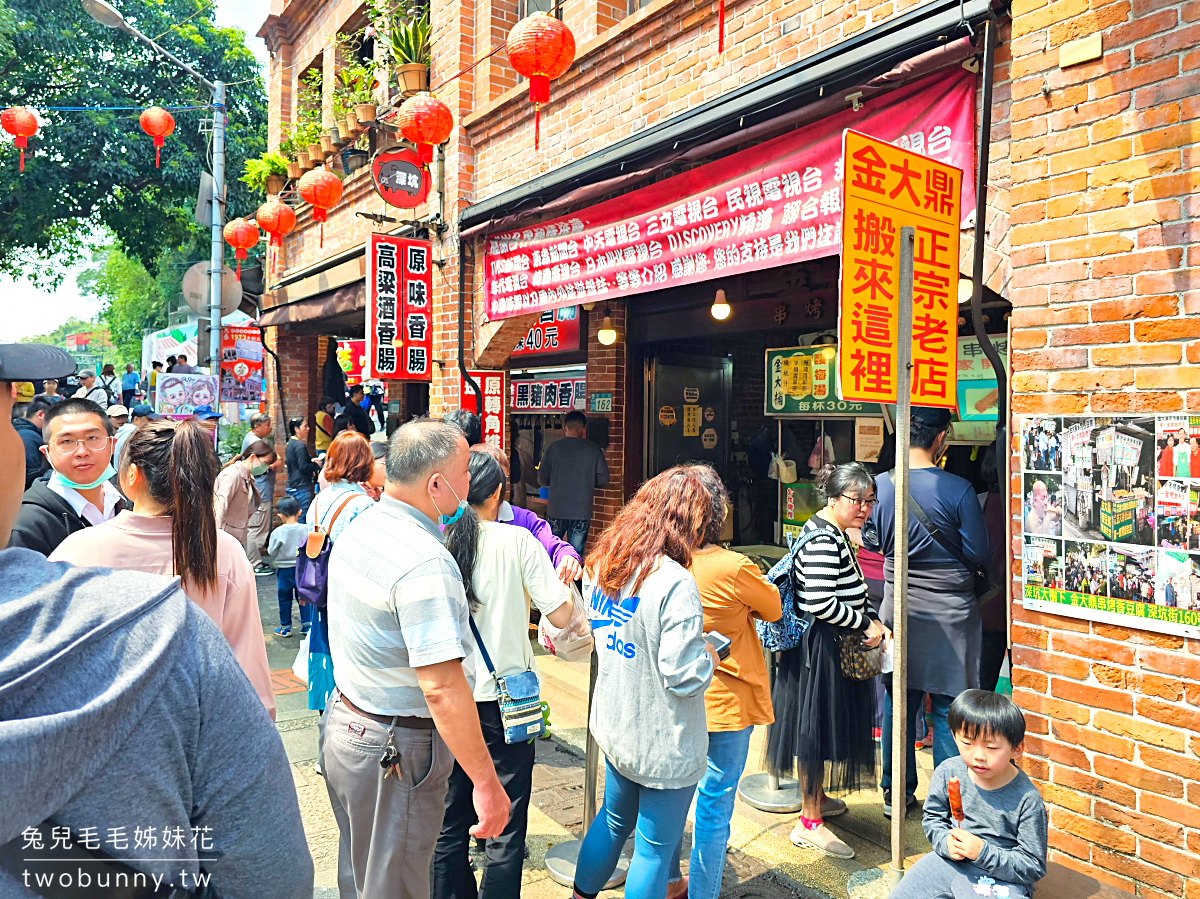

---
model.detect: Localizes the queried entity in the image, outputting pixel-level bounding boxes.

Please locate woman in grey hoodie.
[574,466,719,899]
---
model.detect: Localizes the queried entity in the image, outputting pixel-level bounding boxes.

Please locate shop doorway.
[645,354,732,482]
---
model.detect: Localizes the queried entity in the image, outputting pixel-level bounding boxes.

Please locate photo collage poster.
[1020,415,1200,637]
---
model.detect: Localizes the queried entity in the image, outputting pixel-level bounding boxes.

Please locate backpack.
[295,493,358,608]
[756,524,836,652]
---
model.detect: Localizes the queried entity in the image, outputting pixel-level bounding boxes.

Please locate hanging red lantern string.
[2,107,38,172]
[256,199,297,279]
[719,0,726,52]
[222,218,261,279]
[139,106,176,168]
[505,12,575,151]
[397,93,454,167]
[297,167,343,249]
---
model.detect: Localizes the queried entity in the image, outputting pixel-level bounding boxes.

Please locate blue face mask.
[433,478,468,526]
[51,462,116,492]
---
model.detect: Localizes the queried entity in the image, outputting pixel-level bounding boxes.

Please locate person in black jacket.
[344,384,375,436]
[284,417,321,517]
[8,397,124,556]
[14,397,52,489]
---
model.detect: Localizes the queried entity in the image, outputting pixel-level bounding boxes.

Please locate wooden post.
[889,226,915,887]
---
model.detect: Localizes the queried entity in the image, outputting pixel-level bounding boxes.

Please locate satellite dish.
[182,263,243,317]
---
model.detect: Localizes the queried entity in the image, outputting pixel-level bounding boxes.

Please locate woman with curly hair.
[572,465,719,899]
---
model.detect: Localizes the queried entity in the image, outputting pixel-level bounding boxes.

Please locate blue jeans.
[286,485,314,518]
[666,727,753,899]
[574,761,696,899]
[881,688,954,796]
[277,566,313,630]
[549,518,590,557]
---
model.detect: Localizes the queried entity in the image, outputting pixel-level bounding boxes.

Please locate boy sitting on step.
[889,689,1048,899]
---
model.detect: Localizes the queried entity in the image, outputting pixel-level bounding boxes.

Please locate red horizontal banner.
[483,69,976,320]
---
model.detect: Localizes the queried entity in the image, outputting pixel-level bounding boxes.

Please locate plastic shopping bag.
[538,582,594,662]
[292,632,310,684]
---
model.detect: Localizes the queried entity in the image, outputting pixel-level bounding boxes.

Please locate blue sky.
[0,0,269,343]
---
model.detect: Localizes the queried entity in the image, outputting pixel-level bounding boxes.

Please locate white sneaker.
[790,821,855,859]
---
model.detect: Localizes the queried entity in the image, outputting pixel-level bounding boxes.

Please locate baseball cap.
[0,344,76,382]
[13,382,34,403]
[910,406,953,431]
[192,404,222,421]
[130,403,159,419]
[107,405,130,418]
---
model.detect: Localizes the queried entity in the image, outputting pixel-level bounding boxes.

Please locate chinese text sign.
[365,234,434,381]
[219,326,263,403]
[511,378,586,413]
[460,371,507,450]
[837,129,962,409]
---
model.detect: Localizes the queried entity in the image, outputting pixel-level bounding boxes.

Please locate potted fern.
[279,127,302,179]
[241,151,291,196]
[391,12,430,97]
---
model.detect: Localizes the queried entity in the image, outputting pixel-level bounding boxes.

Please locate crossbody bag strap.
[906,488,972,571]
[323,493,359,534]
[467,615,498,676]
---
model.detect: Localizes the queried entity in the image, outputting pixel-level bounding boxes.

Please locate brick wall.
[585,299,628,537]
[1008,0,1200,892]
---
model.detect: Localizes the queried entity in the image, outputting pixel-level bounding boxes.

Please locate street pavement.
[253,572,934,899]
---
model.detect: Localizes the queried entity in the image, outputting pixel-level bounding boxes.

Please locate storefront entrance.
[645,354,732,482]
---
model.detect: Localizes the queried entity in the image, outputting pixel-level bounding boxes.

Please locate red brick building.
[255,0,1199,892]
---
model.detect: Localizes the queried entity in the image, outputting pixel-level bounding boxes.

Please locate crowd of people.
[0,343,1047,899]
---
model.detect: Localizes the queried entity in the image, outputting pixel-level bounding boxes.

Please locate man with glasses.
[7,397,124,556]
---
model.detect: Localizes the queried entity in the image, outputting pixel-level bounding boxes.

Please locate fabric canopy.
[256,281,365,337]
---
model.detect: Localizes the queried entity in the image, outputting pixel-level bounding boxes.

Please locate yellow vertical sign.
[837,129,962,409]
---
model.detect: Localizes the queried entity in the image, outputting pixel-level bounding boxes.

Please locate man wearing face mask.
[862,406,991,819]
[321,417,509,899]
[8,397,125,556]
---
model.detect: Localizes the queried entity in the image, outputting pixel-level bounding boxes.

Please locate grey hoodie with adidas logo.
[584,557,715,790]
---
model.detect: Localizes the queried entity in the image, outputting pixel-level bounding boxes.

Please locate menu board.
[765,345,876,416]
[1020,415,1200,637]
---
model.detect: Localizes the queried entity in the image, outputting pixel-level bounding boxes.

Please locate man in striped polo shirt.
[321,418,509,899]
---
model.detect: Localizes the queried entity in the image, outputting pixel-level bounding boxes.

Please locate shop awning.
[257,281,366,337]
[459,0,992,235]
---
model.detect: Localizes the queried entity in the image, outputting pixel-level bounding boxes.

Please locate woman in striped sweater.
[767,462,889,859]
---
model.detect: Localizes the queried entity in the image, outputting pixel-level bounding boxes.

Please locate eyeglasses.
[50,435,112,453]
[837,495,877,508]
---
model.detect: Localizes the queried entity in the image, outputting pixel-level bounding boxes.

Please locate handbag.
[906,490,1001,604]
[295,493,358,609]
[468,617,545,743]
[837,631,884,680]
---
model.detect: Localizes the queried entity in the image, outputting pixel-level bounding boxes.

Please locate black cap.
[130,403,160,419]
[0,344,77,382]
[910,406,952,431]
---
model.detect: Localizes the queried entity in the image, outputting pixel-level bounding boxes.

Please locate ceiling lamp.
[711,288,730,320]
[597,307,617,346]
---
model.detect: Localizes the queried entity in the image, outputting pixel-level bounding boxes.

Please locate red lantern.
[256,200,297,278]
[223,218,261,279]
[2,107,38,172]
[297,167,343,248]
[139,106,175,168]
[506,12,575,150]
[397,94,453,167]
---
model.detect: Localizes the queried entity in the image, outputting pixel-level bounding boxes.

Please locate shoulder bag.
[758,525,833,652]
[907,490,1001,605]
[295,493,358,608]
[468,617,545,743]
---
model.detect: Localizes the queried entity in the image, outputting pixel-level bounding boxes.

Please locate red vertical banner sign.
[459,370,507,449]
[365,233,434,381]
[837,129,962,409]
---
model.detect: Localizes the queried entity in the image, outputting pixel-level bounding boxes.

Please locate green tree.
[0,0,266,281]
[77,244,167,361]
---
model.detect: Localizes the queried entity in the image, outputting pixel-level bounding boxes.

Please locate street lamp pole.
[81,0,225,371]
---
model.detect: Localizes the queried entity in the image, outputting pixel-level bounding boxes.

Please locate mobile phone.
[705,631,731,661]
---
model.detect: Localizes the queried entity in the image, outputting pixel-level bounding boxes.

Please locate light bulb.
[597,307,617,346]
[710,288,730,321]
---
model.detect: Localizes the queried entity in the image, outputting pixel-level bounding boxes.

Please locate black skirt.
[765,619,877,796]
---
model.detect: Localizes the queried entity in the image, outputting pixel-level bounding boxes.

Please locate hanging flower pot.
[306,141,323,160]
[139,106,176,168]
[2,107,38,172]
[298,166,343,248]
[266,173,287,195]
[354,102,378,124]
[256,199,298,278]
[397,93,453,166]
[506,12,575,150]
[296,150,312,170]
[344,112,360,137]
[396,63,430,97]
[286,161,302,179]
[223,217,261,279]
[320,133,334,154]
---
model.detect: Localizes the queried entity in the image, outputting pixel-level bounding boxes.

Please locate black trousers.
[431,700,535,899]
